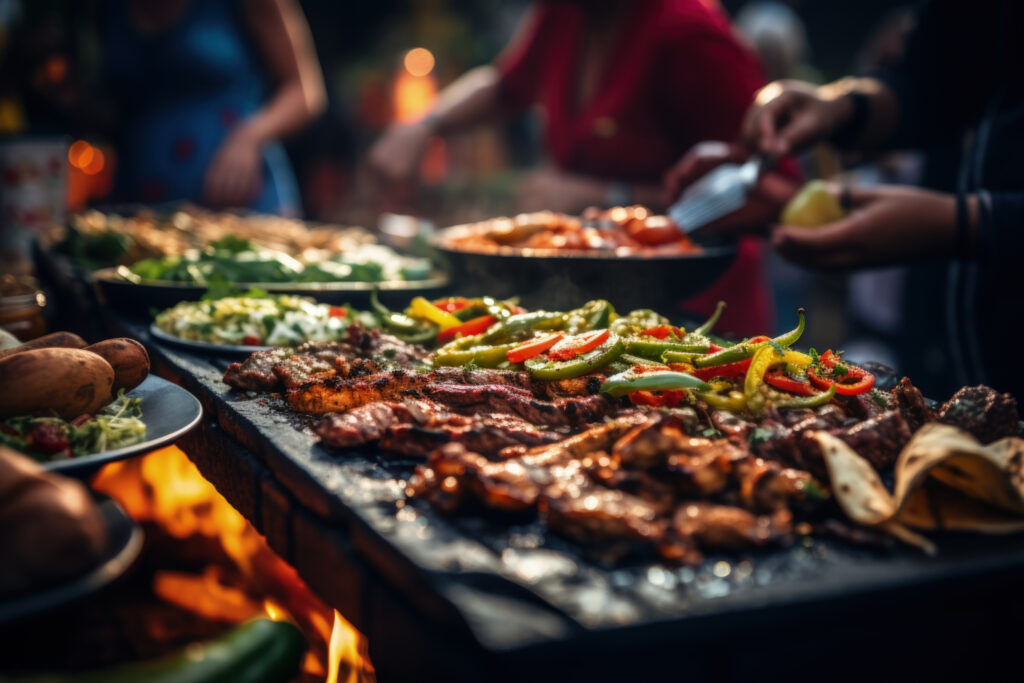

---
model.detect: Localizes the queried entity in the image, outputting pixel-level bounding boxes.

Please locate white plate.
[149,323,274,354]
[44,374,203,476]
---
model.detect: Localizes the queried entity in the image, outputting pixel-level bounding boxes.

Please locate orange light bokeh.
[403,48,435,77]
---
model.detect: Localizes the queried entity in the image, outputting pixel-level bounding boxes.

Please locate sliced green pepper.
[480,310,566,344]
[621,353,666,366]
[600,366,711,398]
[433,342,518,368]
[694,308,805,368]
[624,336,710,359]
[774,383,836,409]
[564,299,616,334]
[662,350,701,364]
[610,309,670,336]
[524,333,624,379]
[693,300,726,336]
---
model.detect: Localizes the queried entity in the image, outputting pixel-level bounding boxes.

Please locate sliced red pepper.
[640,324,684,340]
[628,389,685,407]
[328,306,348,318]
[707,343,725,353]
[548,329,611,361]
[507,332,565,364]
[432,297,474,313]
[808,351,875,395]
[764,367,816,396]
[242,335,263,346]
[691,358,752,381]
[436,314,498,345]
[509,305,528,315]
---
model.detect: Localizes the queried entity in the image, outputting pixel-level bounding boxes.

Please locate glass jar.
[0,277,47,341]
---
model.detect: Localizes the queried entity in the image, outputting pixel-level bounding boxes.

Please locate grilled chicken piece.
[581,451,675,514]
[541,461,666,545]
[668,502,792,554]
[520,414,649,468]
[730,457,819,512]
[664,441,746,499]
[612,412,694,469]
[408,443,544,514]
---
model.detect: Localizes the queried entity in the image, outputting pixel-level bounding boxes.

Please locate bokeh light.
[403,48,435,77]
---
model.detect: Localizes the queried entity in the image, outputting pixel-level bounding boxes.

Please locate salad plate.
[43,375,202,477]
[149,323,272,354]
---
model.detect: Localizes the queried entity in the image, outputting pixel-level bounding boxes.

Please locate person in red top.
[369,0,793,335]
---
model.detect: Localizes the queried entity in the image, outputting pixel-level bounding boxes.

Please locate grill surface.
[109,316,1024,682]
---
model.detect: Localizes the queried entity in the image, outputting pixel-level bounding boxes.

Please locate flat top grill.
[103,316,1024,681]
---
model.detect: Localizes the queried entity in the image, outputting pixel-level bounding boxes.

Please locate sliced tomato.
[328,306,348,318]
[547,329,610,361]
[507,332,565,363]
[436,314,497,345]
[691,358,752,381]
[432,296,474,313]
[242,335,263,346]
[764,367,815,396]
[628,389,685,407]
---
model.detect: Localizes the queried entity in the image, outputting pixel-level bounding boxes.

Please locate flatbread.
[811,424,1024,552]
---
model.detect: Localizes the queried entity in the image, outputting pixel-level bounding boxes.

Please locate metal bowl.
[433,224,736,312]
[91,268,451,314]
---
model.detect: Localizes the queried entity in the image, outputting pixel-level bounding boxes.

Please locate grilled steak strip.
[938,385,1020,442]
[422,384,614,428]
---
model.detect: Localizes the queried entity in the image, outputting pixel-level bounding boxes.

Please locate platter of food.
[433,208,736,311]
[219,293,1023,571]
[0,332,202,475]
[148,293,381,354]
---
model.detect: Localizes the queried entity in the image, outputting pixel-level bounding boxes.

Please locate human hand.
[771,185,961,269]
[663,141,801,236]
[366,119,434,188]
[516,168,609,214]
[742,80,853,157]
[203,127,263,208]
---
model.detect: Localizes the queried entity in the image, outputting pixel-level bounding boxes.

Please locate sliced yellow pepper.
[699,390,747,412]
[407,296,461,330]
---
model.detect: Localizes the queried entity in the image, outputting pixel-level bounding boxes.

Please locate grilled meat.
[612,412,694,469]
[287,369,433,412]
[223,325,429,392]
[938,385,1020,442]
[666,503,792,558]
[891,377,934,430]
[423,384,614,427]
[412,443,544,514]
[664,438,746,498]
[315,398,563,455]
[541,463,667,546]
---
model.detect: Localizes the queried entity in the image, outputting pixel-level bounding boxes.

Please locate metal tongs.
[668,156,768,234]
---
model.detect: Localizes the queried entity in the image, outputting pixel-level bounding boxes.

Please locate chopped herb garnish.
[801,480,830,500]
[870,389,889,408]
[833,363,849,376]
[748,426,773,447]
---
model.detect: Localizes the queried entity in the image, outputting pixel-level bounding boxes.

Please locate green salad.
[123,236,431,284]
[154,293,377,347]
[0,392,146,462]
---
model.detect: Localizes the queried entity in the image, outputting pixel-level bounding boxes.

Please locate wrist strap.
[830,92,870,148]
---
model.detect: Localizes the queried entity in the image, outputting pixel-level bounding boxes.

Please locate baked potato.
[0,347,115,419]
[84,338,150,392]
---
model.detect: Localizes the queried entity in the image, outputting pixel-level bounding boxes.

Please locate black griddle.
[109,315,1024,682]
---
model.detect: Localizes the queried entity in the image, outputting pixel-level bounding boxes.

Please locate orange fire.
[92,445,375,683]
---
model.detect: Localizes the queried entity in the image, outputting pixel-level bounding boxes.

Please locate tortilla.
[810,424,1024,552]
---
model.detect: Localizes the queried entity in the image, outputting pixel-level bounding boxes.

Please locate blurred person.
[734,1,818,83]
[669,0,1024,398]
[100,0,326,215]
[368,0,793,336]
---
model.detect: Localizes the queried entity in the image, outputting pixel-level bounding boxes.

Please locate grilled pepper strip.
[621,353,666,366]
[693,300,726,336]
[525,333,624,380]
[600,367,711,398]
[698,390,748,412]
[433,342,518,368]
[564,299,615,334]
[661,350,701,364]
[409,296,462,330]
[694,309,805,368]
[624,336,711,359]
[481,311,566,344]
[744,345,785,399]
[774,383,836,408]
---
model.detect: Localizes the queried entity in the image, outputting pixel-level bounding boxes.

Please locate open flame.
[92,446,375,683]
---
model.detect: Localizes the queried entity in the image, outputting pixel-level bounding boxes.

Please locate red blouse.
[496,0,773,336]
